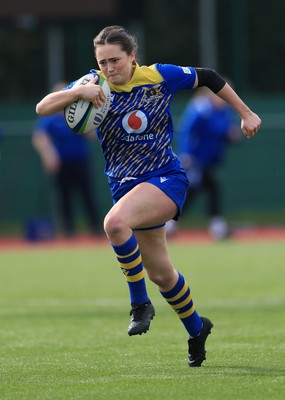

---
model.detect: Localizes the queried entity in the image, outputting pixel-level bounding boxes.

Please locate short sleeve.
[154,64,197,93]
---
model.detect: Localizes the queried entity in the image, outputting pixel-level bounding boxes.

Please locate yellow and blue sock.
[111,233,150,304]
[160,272,202,337]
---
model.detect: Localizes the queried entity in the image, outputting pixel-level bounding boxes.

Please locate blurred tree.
[248,0,285,93]
[144,0,199,65]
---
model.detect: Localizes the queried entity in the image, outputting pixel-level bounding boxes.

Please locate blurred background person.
[0,122,4,142]
[32,82,101,237]
[167,85,241,239]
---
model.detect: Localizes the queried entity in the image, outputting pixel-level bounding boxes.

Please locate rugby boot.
[128,302,155,336]
[188,316,213,367]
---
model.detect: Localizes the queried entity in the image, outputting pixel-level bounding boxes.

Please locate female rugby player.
[36,25,261,367]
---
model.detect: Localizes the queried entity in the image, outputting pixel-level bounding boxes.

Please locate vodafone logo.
[122,110,148,134]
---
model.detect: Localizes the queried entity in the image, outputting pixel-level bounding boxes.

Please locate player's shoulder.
[138,64,164,83]
[66,70,98,89]
[154,63,195,79]
[154,63,197,92]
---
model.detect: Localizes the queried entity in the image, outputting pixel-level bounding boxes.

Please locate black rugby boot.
[128,302,155,336]
[188,316,213,367]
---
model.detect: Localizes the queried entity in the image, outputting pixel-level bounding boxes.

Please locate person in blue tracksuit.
[33,82,100,236]
[171,86,241,239]
[36,26,261,367]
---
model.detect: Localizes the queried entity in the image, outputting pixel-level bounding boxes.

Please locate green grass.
[0,241,285,399]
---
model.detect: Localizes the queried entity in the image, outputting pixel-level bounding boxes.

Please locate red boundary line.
[0,228,284,251]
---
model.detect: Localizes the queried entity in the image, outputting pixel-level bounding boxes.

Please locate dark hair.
[93,25,138,58]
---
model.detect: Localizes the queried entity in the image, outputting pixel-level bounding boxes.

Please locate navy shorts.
[108,168,189,222]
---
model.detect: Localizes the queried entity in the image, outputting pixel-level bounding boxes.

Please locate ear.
[129,51,136,62]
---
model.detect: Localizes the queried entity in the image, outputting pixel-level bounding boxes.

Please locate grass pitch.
[0,239,285,400]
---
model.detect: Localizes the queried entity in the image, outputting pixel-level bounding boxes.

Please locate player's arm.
[36,88,82,116]
[32,130,60,173]
[36,76,106,116]
[194,68,262,138]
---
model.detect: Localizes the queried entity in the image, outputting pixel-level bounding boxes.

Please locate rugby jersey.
[83,63,196,179]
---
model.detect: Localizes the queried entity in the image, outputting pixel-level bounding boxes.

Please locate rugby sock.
[160,272,203,337]
[111,233,150,305]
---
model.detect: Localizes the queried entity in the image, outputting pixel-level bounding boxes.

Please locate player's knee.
[147,270,173,288]
[103,211,125,238]
[147,272,163,286]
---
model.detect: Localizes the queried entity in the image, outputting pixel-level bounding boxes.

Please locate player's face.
[96,44,135,85]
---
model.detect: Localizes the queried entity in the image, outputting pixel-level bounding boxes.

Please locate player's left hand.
[78,76,107,108]
[241,112,262,139]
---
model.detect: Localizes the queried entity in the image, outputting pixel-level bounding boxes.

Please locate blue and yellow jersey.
[91,63,196,179]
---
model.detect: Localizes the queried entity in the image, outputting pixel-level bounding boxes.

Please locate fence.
[0,95,284,236]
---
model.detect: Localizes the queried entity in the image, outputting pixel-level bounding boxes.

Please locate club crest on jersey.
[142,85,163,103]
[122,110,148,134]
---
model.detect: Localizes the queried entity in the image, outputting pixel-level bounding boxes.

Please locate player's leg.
[204,168,220,217]
[55,164,74,236]
[135,226,204,336]
[104,182,177,335]
[204,169,230,239]
[75,159,101,234]
[104,180,213,365]
[136,226,213,367]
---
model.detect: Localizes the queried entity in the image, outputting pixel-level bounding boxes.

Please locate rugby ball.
[64,73,111,134]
